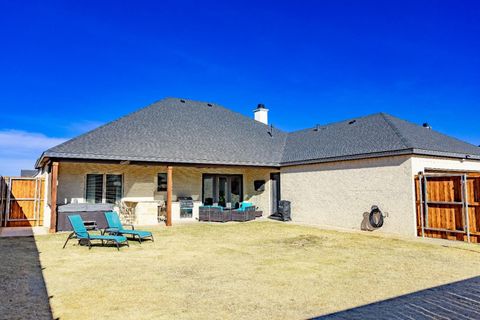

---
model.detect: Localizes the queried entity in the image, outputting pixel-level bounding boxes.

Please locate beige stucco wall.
[49,155,480,231]
[56,162,274,224]
[57,162,164,204]
[280,155,418,236]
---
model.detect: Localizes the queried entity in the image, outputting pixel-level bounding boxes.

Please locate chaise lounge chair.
[104,211,154,243]
[63,214,129,251]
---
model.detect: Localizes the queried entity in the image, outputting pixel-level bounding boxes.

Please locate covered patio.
[42,160,279,231]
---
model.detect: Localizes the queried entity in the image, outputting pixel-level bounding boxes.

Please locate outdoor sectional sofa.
[199,203,258,222]
[199,206,231,222]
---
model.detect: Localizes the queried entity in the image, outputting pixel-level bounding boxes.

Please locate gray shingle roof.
[42,98,288,167]
[281,113,480,164]
[38,98,480,168]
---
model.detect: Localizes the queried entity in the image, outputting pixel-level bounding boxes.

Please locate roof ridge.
[167,97,288,133]
[287,112,386,134]
[379,113,412,149]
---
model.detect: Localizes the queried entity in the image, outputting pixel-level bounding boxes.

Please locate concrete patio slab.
[0,227,49,237]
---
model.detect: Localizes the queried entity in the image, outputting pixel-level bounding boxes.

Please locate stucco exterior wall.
[57,162,164,204]
[49,156,480,232]
[280,155,417,236]
[56,162,274,224]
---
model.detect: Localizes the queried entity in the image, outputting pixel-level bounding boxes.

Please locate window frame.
[105,174,124,204]
[201,174,243,207]
[84,173,123,204]
[85,173,104,204]
[157,173,168,192]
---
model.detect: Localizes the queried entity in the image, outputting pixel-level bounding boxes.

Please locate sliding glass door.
[202,174,243,208]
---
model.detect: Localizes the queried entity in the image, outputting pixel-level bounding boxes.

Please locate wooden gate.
[415,172,480,243]
[0,177,45,227]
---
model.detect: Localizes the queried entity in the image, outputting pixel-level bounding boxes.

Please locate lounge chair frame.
[63,215,129,251]
[103,211,154,243]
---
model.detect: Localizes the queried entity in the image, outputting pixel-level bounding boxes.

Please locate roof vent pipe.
[254,103,269,125]
[423,123,431,129]
[268,124,274,137]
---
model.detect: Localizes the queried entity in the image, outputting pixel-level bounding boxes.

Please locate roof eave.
[39,152,281,168]
[411,149,480,161]
[280,148,480,167]
[279,149,414,166]
[35,152,48,169]
[37,148,480,170]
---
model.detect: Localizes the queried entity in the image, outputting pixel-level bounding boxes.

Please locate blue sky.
[0,0,479,175]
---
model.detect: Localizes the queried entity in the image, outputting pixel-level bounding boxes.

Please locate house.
[35,98,480,240]
[20,169,39,177]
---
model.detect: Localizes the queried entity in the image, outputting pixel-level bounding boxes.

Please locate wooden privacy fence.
[415,172,480,243]
[0,177,45,227]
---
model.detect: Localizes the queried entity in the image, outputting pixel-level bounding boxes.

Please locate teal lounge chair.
[104,211,154,243]
[63,214,128,251]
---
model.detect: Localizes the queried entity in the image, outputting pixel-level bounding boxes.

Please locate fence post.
[463,174,471,243]
[0,177,5,227]
[418,174,425,238]
[49,162,59,232]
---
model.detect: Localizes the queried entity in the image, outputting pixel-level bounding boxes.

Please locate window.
[106,174,123,204]
[157,173,168,192]
[203,175,214,205]
[85,174,122,204]
[86,174,103,204]
[202,174,243,208]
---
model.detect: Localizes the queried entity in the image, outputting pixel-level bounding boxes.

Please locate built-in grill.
[178,196,193,218]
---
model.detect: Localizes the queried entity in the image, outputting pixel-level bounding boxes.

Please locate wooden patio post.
[49,162,59,233]
[166,166,173,226]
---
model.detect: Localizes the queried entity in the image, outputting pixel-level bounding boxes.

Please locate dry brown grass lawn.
[2,221,480,319]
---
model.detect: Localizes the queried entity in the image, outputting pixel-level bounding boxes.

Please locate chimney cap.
[422,122,431,129]
[256,103,266,109]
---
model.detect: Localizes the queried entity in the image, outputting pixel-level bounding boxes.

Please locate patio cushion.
[240,202,253,209]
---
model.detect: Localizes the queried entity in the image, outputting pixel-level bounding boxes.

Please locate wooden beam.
[166,165,173,226]
[49,162,59,232]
